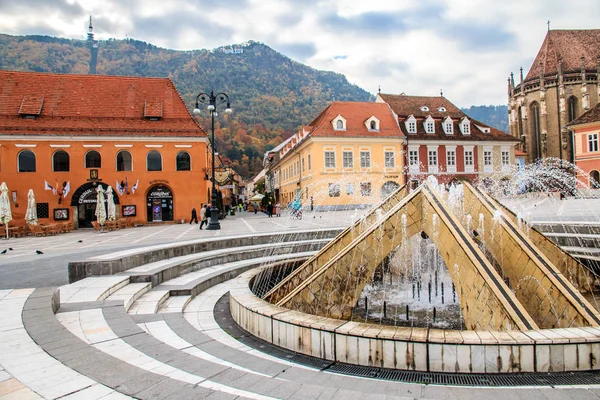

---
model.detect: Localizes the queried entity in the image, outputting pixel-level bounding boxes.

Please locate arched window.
[336,120,343,130]
[18,150,36,172]
[568,96,578,123]
[176,151,191,171]
[530,102,541,160]
[147,151,162,171]
[116,151,132,172]
[53,150,70,172]
[590,170,600,188]
[85,150,101,168]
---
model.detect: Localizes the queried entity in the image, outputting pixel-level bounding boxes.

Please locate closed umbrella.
[0,182,12,239]
[95,186,107,226]
[25,189,38,225]
[106,186,116,221]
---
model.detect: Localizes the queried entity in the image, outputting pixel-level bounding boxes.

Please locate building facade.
[508,29,600,163]
[377,93,519,187]
[0,71,211,227]
[567,102,600,187]
[267,102,405,209]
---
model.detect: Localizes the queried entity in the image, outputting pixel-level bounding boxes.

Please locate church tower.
[87,16,99,75]
[507,29,600,163]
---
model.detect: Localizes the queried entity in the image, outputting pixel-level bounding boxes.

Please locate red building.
[567,102,600,187]
[377,93,519,187]
[0,71,210,227]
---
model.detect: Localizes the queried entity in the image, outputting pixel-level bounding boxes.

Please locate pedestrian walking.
[190,208,198,224]
[267,203,273,218]
[199,204,208,230]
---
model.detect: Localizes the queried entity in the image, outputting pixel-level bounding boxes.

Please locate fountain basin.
[231,266,600,374]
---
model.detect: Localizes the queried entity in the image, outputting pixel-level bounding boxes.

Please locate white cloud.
[0,0,598,107]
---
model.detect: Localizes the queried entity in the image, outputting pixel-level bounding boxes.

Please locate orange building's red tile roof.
[379,93,517,142]
[306,102,404,138]
[567,102,600,128]
[525,29,600,81]
[0,70,205,137]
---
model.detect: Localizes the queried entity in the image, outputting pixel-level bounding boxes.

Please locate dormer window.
[365,116,380,131]
[475,124,491,133]
[420,106,429,112]
[460,118,471,135]
[332,115,347,131]
[405,115,417,134]
[423,116,435,134]
[437,107,447,112]
[443,117,453,135]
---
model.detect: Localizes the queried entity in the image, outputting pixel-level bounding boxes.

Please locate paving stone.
[133,378,193,400]
[163,385,215,399]
[208,368,265,392]
[113,373,170,397]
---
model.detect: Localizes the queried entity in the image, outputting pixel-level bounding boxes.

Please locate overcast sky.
[0,0,598,107]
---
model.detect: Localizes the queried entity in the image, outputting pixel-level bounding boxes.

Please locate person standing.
[199,204,208,230]
[266,202,273,218]
[190,208,198,224]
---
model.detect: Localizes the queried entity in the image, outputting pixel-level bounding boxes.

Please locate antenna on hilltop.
[547,20,551,31]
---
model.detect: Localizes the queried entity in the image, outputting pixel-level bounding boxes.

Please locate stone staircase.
[3,229,600,399]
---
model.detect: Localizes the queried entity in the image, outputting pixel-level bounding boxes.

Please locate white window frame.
[360,150,371,169]
[332,115,347,131]
[427,145,438,173]
[445,145,456,173]
[342,150,354,169]
[588,133,599,153]
[501,146,511,171]
[443,116,453,135]
[408,145,419,173]
[460,118,471,135]
[464,145,474,173]
[365,116,380,131]
[483,146,493,173]
[360,182,372,197]
[384,150,395,169]
[324,150,336,169]
[424,116,435,134]
[405,115,417,134]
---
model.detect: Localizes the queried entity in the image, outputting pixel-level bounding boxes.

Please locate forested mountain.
[0,34,371,178]
[0,34,509,178]
[460,105,509,133]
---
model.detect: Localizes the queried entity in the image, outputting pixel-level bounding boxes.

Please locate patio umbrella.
[249,193,264,201]
[95,186,107,226]
[0,182,12,239]
[106,185,116,221]
[25,189,38,225]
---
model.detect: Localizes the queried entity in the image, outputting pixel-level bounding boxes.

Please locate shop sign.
[148,186,173,199]
[78,188,97,204]
[149,179,169,185]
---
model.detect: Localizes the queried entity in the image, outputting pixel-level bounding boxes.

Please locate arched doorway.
[71,182,120,228]
[381,181,401,199]
[146,184,173,222]
[590,170,600,188]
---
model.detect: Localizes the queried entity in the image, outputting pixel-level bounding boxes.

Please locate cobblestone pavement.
[1,205,600,399]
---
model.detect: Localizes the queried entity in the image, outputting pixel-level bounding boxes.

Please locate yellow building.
[267,102,405,209]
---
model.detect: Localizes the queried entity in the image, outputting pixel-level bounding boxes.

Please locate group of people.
[189,204,209,229]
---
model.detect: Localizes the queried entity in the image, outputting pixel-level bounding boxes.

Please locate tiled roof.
[379,93,517,142]
[306,101,404,138]
[378,93,463,119]
[0,70,205,137]
[525,29,600,81]
[567,102,600,128]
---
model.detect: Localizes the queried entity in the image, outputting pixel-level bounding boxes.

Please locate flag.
[116,180,125,196]
[131,179,139,194]
[63,181,70,197]
[55,179,60,195]
[44,180,56,195]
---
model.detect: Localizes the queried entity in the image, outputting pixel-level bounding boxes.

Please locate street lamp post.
[193,90,232,230]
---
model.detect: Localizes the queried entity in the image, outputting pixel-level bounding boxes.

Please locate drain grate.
[214,293,600,387]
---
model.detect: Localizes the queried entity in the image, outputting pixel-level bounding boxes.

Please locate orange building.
[0,71,211,227]
[567,102,600,187]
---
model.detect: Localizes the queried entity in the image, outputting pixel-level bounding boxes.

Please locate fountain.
[231,160,600,373]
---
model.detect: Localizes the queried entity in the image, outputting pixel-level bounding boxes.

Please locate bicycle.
[291,209,302,220]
